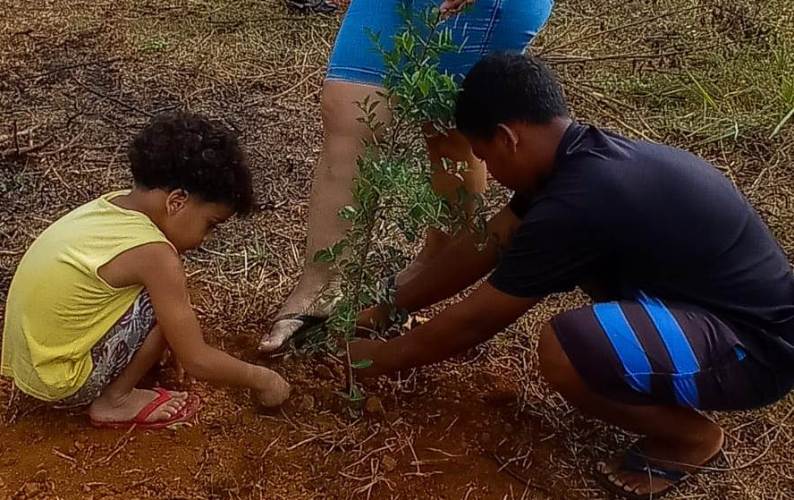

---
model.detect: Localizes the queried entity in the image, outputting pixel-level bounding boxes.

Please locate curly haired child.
[1,112,290,429]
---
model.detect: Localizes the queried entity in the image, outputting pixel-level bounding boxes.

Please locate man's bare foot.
[597,425,724,497]
[88,388,188,424]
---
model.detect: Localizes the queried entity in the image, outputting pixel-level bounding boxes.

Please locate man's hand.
[440,0,475,15]
[357,304,393,334]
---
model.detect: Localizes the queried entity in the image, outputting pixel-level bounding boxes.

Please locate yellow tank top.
[1,191,173,401]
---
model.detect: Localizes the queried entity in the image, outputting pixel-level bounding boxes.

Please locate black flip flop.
[594,445,722,499]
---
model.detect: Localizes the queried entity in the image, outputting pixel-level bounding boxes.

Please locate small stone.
[72,440,85,452]
[364,396,385,415]
[382,455,398,472]
[315,365,336,380]
[22,482,42,497]
[300,394,316,411]
[482,389,516,406]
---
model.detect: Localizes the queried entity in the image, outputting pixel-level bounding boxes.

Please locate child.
[1,112,290,429]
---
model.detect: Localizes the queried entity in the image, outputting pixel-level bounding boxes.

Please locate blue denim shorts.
[327,0,554,85]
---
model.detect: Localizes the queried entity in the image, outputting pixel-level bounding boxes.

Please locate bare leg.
[88,326,188,423]
[537,323,724,496]
[259,80,391,352]
[398,129,486,286]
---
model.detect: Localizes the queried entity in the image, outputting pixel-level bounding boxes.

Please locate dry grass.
[1,0,792,498]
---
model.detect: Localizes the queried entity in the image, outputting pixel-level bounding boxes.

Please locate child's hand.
[253,367,291,408]
[160,348,189,385]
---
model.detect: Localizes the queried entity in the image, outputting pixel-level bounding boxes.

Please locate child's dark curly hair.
[128,112,255,215]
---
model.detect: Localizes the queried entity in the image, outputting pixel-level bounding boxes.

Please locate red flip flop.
[90,388,201,430]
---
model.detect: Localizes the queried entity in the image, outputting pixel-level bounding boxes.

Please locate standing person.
[348,54,794,498]
[260,0,555,352]
[2,112,290,429]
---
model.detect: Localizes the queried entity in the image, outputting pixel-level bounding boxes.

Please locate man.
[350,53,794,498]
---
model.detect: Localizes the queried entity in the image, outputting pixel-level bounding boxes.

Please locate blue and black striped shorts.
[552,292,793,411]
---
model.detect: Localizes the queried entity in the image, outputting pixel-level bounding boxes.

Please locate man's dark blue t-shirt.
[489,122,794,370]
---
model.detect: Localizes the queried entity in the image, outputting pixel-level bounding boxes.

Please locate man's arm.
[395,205,522,313]
[351,281,539,377]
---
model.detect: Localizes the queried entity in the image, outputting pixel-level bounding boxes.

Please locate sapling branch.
[308,6,476,405]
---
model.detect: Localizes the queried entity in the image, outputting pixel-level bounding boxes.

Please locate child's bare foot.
[596,425,724,497]
[88,387,188,424]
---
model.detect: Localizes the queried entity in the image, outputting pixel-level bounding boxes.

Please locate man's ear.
[165,189,189,216]
[496,123,519,152]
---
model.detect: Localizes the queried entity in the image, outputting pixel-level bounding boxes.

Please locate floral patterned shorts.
[57,292,156,407]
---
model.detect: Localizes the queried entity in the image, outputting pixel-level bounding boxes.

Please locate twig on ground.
[543,5,703,54]
[52,448,77,464]
[39,132,85,157]
[287,429,336,450]
[489,452,552,495]
[71,78,154,117]
[259,435,282,459]
[30,57,125,83]
[272,67,323,99]
[0,124,40,144]
[0,138,54,159]
[93,426,137,466]
[546,43,725,65]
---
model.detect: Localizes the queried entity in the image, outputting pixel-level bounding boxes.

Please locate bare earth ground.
[1,0,792,498]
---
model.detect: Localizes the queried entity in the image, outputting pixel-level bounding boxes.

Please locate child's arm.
[102,242,289,406]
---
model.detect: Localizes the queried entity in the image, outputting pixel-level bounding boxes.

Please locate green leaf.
[351,359,373,369]
[313,248,335,263]
[338,205,358,221]
[349,384,365,402]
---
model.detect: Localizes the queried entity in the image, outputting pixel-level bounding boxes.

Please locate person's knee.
[320,82,385,138]
[320,88,349,132]
[426,128,475,165]
[538,322,579,395]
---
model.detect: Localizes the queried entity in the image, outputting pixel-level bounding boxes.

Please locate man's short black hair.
[455,53,568,139]
[128,111,254,215]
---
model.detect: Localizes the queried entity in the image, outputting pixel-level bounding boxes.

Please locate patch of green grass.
[616,7,793,145]
[140,37,169,53]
